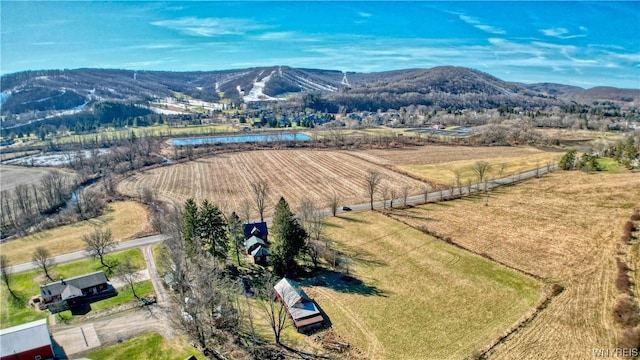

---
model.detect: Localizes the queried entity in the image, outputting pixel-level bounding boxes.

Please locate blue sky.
[1,1,639,89]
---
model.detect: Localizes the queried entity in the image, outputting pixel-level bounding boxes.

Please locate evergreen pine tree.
[270,197,307,276]
[198,199,228,260]
[183,198,199,257]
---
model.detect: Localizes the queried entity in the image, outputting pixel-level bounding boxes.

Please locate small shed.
[0,319,54,360]
[250,246,269,265]
[274,278,324,332]
[244,236,266,255]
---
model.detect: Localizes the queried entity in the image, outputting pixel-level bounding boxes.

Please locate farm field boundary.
[380,208,565,358]
[316,211,541,359]
[385,171,640,358]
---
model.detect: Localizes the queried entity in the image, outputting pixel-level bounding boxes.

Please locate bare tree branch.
[32,246,55,281]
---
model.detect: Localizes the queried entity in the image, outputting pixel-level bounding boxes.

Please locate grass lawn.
[387,171,640,359]
[0,201,152,266]
[0,249,144,328]
[313,211,541,360]
[596,157,622,172]
[85,333,202,360]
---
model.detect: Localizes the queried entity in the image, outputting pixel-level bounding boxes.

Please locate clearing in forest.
[309,211,541,360]
[387,171,640,359]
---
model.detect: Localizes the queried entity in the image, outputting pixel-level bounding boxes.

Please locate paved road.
[8,165,556,274]
[7,234,168,274]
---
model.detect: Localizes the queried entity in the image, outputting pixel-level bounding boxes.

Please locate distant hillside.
[2,66,639,120]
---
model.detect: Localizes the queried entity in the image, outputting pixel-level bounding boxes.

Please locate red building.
[274,277,324,332]
[0,319,54,360]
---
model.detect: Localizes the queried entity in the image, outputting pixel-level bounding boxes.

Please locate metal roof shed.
[0,318,53,360]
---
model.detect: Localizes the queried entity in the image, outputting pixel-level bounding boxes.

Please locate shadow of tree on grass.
[306,270,386,297]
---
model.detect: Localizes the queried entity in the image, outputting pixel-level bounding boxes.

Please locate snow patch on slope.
[243,71,284,102]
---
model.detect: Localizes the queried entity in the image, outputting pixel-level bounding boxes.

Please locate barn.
[274,278,324,332]
[0,319,54,360]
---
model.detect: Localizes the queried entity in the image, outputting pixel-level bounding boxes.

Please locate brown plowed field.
[387,171,640,359]
[349,145,563,186]
[117,150,427,216]
[0,165,71,193]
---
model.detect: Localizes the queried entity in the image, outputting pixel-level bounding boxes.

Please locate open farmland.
[0,201,152,265]
[348,145,563,185]
[0,165,72,193]
[117,150,427,216]
[386,171,640,358]
[308,211,541,360]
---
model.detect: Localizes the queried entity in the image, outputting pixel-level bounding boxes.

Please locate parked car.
[342,206,352,211]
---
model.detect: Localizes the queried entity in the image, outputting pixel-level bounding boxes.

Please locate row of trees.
[0,172,72,237]
[606,136,640,169]
[0,226,141,304]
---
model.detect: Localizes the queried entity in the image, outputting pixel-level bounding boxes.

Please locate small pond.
[171,133,311,146]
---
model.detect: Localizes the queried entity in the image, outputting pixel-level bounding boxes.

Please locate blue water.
[171,133,311,146]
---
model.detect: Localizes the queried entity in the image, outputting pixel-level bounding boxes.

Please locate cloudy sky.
[2,1,639,88]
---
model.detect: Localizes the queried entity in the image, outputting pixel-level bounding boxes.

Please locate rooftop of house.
[250,245,269,257]
[243,222,268,240]
[0,319,51,357]
[245,235,266,250]
[274,278,322,324]
[40,271,108,298]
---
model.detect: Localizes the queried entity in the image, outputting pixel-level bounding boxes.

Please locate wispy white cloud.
[457,13,506,35]
[151,17,267,37]
[358,12,372,18]
[541,27,586,39]
[251,31,322,43]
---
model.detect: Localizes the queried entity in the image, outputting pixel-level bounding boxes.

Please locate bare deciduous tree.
[0,254,18,300]
[258,276,290,345]
[453,170,463,196]
[115,256,140,299]
[297,197,316,227]
[498,163,507,178]
[390,187,397,208]
[327,190,339,217]
[365,169,382,210]
[473,161,492,185]
[32,246,55,281]
[251,179,270,222]
[380,185,389,209]
[82,227,115,270]
[422,184,431,204]
[402,185,411,207]
[240,199,252,223]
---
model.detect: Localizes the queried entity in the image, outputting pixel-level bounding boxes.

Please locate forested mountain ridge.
[2,66,638,120]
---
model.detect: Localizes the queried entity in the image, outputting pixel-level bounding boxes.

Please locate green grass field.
[85,333,202,360]
[313,211,542,360]
[0,249,145,328]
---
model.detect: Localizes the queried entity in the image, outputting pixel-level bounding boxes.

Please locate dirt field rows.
[0,164,72,193]
[348,145,563,185]
[387,171,640,358]
[117,150,427,216]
